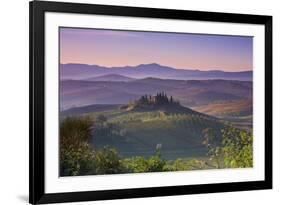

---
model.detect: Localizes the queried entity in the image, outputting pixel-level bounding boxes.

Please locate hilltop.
[123,92,176,109]
[119,92,215,121]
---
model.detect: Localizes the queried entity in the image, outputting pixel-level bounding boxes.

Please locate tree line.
[137,92,179,106]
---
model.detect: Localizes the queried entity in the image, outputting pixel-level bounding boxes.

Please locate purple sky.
[60,27,253,72]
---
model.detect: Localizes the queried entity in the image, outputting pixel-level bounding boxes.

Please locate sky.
[60,27,253,72]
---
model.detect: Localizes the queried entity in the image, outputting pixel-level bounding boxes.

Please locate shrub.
[60,143,96,176]
[164,159,190,171]
[60,116,95,176]
[60,116,94,148]
[202,126,253,169]
[221,127,253,168]
[94,147,125,174]
[122,154,166,173]
[60,116,129,176]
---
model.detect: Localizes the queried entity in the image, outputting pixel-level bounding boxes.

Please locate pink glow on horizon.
[60,28,253,72]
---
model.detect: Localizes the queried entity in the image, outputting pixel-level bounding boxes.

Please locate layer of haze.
[60,28,253,72]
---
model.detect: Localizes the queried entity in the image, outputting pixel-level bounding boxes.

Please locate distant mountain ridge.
[60,63,252,81]
[85,74,135,82]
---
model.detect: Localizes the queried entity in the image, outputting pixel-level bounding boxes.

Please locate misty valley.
[60,63,253,176]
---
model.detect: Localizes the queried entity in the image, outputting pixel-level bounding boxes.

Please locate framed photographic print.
[29,0,272,204]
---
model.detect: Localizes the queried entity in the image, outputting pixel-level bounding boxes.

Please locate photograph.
[59,27,254,177]
[28,1,272,203]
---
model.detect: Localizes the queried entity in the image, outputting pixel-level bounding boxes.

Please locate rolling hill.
[93,110,223,160]
[60,78,252,110]
[59,63,253,162]
[61,104,121,117]
[192,99,252,117]
[61,95,224,160]
[60,63,252,81]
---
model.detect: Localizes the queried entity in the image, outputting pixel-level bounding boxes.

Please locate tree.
[221,127,253,168]
[60,116,94,148]
[170,96,173,103]
[60,116,96,176]
[60,116,129,176]
[202,128,223,168]
[202,127,253,169]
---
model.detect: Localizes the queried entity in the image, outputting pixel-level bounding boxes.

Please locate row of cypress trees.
[138,92,177,105]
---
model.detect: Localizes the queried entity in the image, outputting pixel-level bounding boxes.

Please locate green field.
[60,102,253,176]
[69,107,224,160]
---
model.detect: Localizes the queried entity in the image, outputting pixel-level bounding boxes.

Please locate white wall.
[0,0,279,204]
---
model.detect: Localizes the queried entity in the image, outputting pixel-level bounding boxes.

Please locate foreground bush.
[60,116,95,176]
[221,127,253,168]
[60,116,94,148]
[60,143,96,176]
[94,147,125,174]
[202,126,253,169]
[121,154,166,173]
[60,117,253,176]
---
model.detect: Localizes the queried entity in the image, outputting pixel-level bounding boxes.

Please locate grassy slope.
[192,100,253,131]
[90,109,224,160]
[61,104,120,117]
[192,99,252,117]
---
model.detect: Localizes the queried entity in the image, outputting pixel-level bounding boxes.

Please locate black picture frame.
[29,1,272,204]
